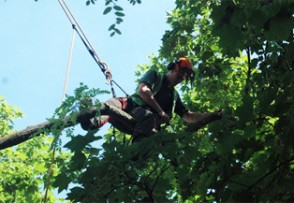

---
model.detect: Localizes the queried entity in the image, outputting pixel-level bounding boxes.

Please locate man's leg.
[80,97,135,133]
[79,98,120,131]
[80,115,110,131]
[129,107,158,143]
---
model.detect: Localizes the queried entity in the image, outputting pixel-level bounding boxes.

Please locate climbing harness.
[58,0,129,98]
[131,71,178,115]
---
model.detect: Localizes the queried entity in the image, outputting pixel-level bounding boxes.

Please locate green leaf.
[108,24,115,31]
[70,151,86,171]
[114,28,122,35]
[103,7,112,15]
[105,0,112,6]
[53,174,71,193]
[236,95,254,125]
[64,133,101,151]
[115,11,125,17]
[264,12,293,41]
[110,32,115,37]
[244,123,256,138]
[67,187,85,201]
[116,17,123,24]
[113,5,123,11]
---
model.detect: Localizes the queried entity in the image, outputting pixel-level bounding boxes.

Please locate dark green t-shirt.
[131,70,188,117]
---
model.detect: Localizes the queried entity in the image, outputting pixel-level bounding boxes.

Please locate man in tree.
[81,57,222,142]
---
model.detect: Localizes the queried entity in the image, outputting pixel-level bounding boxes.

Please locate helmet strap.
[174,63,179,72]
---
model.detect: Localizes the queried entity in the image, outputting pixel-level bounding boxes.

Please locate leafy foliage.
[0,96,22,135]
[2,0,294,202]
[35,0,142,36]
[0,96,67,203]
[158,0,294,201]
[85,0,142,36]
[54,0,294,202]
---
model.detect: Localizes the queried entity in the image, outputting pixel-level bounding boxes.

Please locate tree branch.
[245,46,252,95]
[0,104,135,150]
[247,157,294,191]
[151,164,172,192]
[0,102,221,150]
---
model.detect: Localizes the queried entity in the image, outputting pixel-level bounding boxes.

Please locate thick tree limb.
[0,104,221,150]
[0,108,95,150]
[0,121,53,151]
[0,104,135,150]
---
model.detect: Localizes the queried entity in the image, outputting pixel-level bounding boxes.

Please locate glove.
[159,111,170,125]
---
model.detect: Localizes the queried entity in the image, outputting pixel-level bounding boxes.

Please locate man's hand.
[213,109,223,120]
[159,111,170,124]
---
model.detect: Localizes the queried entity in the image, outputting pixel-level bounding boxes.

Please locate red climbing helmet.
[177,57,193,70]
[167,57,195,81]
[176,57,195,81]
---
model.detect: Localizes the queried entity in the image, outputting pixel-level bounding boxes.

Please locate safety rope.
[43,22,76,203]
[62,27,76,101]
[58,0,129,98]
[43,1,131,201]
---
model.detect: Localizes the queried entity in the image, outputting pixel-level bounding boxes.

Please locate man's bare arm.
[182,110,223,124]
[138,82,170,124]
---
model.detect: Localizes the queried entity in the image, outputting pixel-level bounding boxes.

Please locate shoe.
[80,117,99,131]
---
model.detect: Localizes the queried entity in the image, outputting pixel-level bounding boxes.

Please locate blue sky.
[0,0,175,135]
[1,1,175,198]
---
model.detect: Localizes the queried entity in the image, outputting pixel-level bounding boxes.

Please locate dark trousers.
[92,97,159,141]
